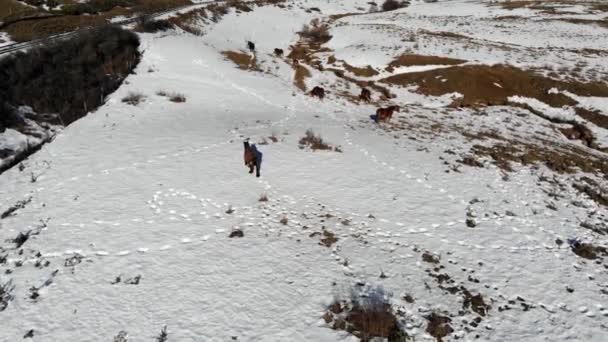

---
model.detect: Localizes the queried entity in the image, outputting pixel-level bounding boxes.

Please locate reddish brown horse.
[243,141,261,177]
[359,88,371,102]
[376,105,400,122]
[310,86,325,100]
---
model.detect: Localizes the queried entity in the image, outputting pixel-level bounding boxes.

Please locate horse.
[247,41,255,53]
[310,86,325,100]
[359,88,371,102]
[274,48,284,56]
[243,141,262,177]
[375,105,400,122]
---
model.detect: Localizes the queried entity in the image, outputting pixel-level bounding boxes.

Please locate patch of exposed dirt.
[380,64,608,109]
[386,54,466,72]
[221,50,260,71]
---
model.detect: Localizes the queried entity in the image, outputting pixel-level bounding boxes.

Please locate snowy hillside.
[1,0,608,341]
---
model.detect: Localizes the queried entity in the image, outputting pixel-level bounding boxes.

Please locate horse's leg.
[248,163,254,173]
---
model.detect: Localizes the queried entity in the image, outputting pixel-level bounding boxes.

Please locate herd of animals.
[245,40,402,123]
[242,40,402,177]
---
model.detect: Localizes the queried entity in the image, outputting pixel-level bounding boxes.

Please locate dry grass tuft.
[299,129,341,152]
[258,193,269,202]
[122,92,145,106]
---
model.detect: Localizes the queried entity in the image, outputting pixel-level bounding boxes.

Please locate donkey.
[375,105,400,122]
[359,88,371,102]
[243,141,262,177]
[310,86,326,100]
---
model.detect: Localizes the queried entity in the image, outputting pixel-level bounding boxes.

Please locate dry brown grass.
[134,0,192,12]
[343,62,378,77]
[324,292,406,342]
[386,54,466,71]
[299,129,341,152]
[381,64,608,108]
[164,7,206,35]
[221,50,261,71]
[294,64,311,91]
[6,15,107,42]
[0,0,41,21]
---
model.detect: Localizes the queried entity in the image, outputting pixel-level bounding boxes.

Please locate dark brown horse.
[274,48,284,56]
[310,86,325,100]
[359,88,371,102]
[243,141,261,177]
[375,105,400,122]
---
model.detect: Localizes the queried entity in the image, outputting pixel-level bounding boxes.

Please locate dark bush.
[381,0,407,11]
[137,16,174,33]
[0,26,140,126]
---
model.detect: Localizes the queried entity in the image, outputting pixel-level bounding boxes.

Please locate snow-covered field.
[1,1,608,341]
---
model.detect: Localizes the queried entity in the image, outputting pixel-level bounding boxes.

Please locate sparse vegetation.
[136,16,174,33]
[299,129,341,152]
[221,50,260,71]
[259,193,269,202]
[122,92,146,106]
[169,93,186,103]
[298,18,332,43]
[113,330,128,342]
[0,279,15,312]
[324,286,406,341]
[1,197,32,219]
[156,326,168,342]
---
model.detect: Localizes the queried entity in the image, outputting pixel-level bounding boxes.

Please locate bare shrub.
[299,129,341,152]
[325,285,406,341]
[259,193,269,202]
[113,330,128,342]
[156,90,168,97]
[156,326,168,342]
[169,93,186,103]
[137,16,174,33]
[0,279,15,312]
[280,217,288,225]
[382,0,408,12]
[298,18,332,43]
[122,92,146,106]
